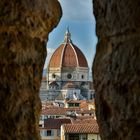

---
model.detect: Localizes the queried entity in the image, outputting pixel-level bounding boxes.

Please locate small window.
[47,130,52,136]
[82,134,87,140]
[50,116,54,118]
[67,74,72,79]
[69,103,74,107]
[52,73,56,78]
[75,103,79,107]
[81,75,84,79]
[90,94,93,100]
[44,116,48,119]
[40,130,48,137]
[57,129,60,136]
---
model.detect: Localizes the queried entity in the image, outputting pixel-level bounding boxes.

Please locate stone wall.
[93,0,140,140]
[0,0,62,139]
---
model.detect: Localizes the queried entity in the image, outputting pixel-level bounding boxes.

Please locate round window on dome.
[67,74,72,79]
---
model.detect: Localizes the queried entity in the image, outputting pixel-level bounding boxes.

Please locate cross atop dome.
[64,27,71,43]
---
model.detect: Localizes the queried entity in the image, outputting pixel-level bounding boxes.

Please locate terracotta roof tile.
[44,118,71,129]
[49,44,64,67]
[62,44,78,67]
[80,101,88,109]
[76,109,95,114]
[41,108,67,115]
[74,45,88,67]
[63,123,99,134]
[75,116,95,120]
[72,118,97,124]
[65,107,81,111]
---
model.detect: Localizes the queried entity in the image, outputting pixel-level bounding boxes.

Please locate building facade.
[61,123,101,140]
[46,29,94,101]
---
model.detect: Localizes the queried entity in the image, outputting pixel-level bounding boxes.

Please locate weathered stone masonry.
[0,0,62,140]
[93,0,140,140]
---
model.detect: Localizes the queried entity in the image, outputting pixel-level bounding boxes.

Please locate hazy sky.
[44,0,98,71]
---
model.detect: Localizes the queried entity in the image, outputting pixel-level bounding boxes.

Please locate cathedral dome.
[49,29,88,68]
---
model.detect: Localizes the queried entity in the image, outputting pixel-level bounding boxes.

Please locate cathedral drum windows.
[67,74,72,79]
[52,73,56,78]
[81,75,84,79]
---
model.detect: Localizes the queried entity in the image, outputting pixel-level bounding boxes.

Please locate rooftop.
[41,108,67,115]
[62,123,99,134]
[42,118,71,129]
[76,109,95,114]
[71,118,97,124]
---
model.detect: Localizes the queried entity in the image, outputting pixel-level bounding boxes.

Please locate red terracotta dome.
[49,29,88,68]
